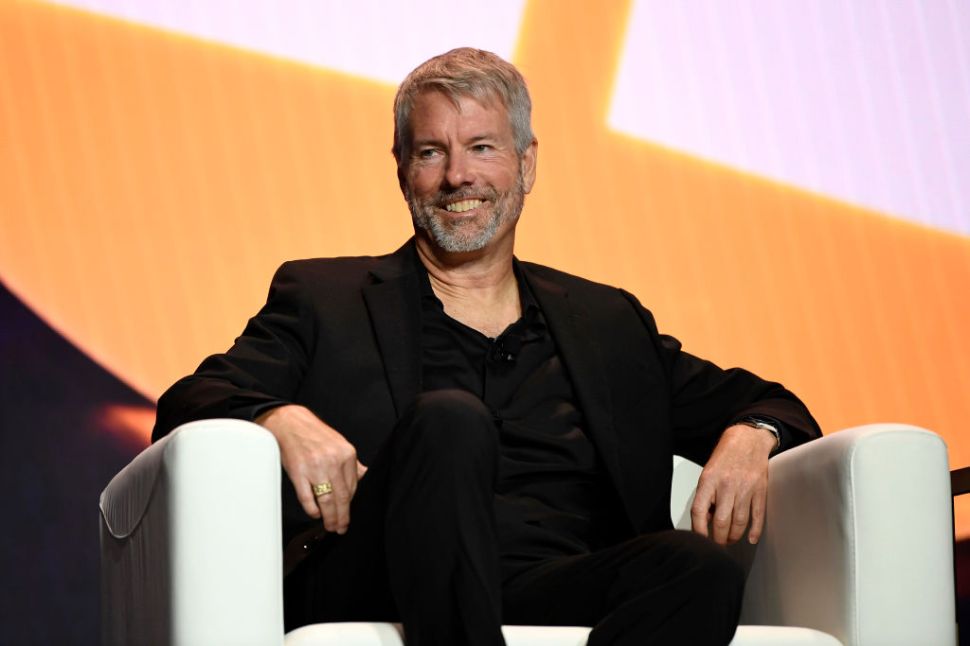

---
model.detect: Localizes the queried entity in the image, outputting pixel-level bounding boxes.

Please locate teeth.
[445,199,483,213]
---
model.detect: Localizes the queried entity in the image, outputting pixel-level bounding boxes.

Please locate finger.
[727,489,752,544]
[343,453,360,499]
[690,485,714,538]
[326,487,349,535]
[748,484,767,544]
[293,474,321,518]
[314,480,340,532]
[331,460,359,535]
[332,492,351,535]
[710,488,736,546]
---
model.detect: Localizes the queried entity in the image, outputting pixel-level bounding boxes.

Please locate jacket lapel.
[522,267,622,482]
[362,242,422,418]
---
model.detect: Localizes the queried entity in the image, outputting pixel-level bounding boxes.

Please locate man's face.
[400,90,536,253]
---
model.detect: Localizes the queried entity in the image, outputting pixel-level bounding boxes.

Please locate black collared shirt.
[418,261,623,570]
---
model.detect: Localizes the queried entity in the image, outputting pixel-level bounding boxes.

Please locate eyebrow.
[411,133,497,149]
[411,136,440,147]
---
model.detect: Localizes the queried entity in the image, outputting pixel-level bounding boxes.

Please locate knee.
[399,389,498,462]
[411,389,491,421]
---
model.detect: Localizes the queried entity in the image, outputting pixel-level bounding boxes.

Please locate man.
[154,48,820,645]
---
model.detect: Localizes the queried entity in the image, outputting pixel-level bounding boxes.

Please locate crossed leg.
[284,389,744,646]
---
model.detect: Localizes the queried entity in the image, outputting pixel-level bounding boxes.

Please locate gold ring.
[312,481,333,497]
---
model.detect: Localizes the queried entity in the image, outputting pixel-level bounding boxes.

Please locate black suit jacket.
[154,240,820,537]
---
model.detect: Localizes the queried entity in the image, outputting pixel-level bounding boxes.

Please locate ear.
[520,138,538,194]
[397,161,408,199]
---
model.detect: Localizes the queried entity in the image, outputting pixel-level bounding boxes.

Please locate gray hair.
[392,48,534,163]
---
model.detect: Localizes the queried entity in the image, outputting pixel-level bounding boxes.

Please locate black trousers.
[284,389,744,645]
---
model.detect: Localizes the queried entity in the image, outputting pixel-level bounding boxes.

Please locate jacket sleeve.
[152,262,315,441]
[621,290,822,465]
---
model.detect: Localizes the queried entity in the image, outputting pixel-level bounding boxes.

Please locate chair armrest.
[100,419,284,646]
[740,424,955,646]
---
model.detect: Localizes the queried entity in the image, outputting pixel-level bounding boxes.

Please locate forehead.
[407,90,512,140]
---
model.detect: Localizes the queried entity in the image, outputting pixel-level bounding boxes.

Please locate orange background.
[2,1,968,534]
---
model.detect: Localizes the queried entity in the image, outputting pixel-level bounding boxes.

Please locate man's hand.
[255,404,367,535]
[690,424,776,545]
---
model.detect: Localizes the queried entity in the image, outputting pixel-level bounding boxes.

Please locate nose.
[444,150,474,189]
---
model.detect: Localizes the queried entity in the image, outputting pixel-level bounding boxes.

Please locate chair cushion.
[284,622,842,645]
[284,624,592,645]
[732,625,842,645]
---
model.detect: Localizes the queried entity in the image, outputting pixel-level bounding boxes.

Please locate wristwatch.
[736,415,781,452]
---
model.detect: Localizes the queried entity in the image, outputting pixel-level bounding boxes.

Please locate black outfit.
[420,262,627,573]
[153,240,821,645]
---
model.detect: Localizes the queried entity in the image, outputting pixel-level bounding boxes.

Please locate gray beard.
[408,176,524,253]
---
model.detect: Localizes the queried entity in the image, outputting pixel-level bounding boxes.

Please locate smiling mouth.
[444,199,484,213]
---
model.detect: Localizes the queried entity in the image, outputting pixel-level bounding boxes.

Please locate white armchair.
[100,421,956,645]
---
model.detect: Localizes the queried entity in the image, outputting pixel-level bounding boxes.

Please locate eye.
[417,148,440,159]
[471,144,491,153]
